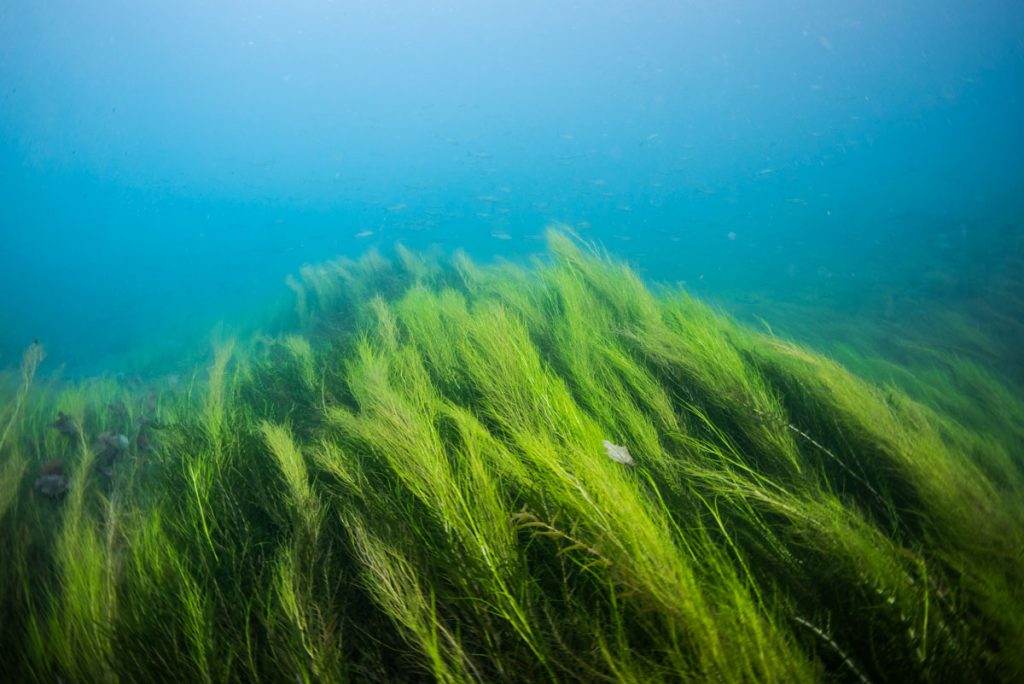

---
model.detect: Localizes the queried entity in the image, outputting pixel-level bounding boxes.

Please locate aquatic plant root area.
[1,232,1022,683]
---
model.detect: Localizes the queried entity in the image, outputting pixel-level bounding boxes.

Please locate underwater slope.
[0,231,1022,683]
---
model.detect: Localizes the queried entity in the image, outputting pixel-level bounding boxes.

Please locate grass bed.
[1,231,1021,682]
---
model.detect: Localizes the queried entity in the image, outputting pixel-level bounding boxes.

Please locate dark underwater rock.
[35,473,68,499]
[50,411,80,438]
[95,431,130,462]
[40,459,64,477]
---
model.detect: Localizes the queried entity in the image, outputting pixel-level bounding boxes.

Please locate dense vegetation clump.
[1,231,1021,683]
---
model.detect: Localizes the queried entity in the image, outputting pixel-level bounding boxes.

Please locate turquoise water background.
[1,1,1021,377]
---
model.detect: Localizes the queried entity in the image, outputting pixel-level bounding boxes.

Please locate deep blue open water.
[1,1,1021,379]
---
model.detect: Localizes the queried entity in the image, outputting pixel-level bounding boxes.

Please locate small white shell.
[602,440,635,466]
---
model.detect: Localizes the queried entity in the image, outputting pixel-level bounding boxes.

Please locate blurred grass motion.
[1,230,1021,682]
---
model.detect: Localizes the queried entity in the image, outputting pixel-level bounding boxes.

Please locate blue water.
[2,1,1022,377]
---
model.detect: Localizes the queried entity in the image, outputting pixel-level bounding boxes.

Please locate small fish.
[490,231,512,240]
[602,440,635,466]
[355,230,374,238]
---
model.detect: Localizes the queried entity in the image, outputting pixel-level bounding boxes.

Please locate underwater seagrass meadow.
[1,231,1023,682]
[4,1,1024,682]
